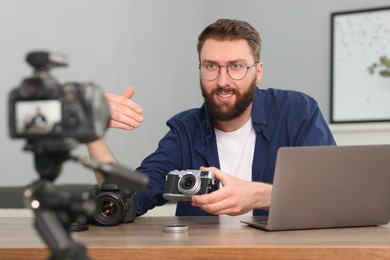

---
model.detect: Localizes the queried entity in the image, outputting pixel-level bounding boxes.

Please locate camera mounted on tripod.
[9,50,111,180]
[8,50,148,260]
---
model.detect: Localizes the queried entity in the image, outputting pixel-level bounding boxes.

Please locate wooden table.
[1,215,390,259]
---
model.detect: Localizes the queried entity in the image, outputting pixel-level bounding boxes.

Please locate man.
[27,106,48,133]
[88,19,336,217]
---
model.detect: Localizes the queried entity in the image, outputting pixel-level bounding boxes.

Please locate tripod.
[23,139,148,260]
[24,179,93,260]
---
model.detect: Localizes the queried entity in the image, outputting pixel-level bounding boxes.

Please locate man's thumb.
[121,86,135,99]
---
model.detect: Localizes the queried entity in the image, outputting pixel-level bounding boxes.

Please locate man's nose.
[217,66,231,87]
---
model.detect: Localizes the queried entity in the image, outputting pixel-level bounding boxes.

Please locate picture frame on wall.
[330,6,390,123]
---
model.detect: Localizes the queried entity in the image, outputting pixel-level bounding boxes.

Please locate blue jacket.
[135,87,336,216]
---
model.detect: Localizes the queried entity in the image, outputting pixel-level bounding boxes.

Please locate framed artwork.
[330,6,390,123]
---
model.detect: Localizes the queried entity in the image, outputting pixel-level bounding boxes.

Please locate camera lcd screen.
[15,100,61,135]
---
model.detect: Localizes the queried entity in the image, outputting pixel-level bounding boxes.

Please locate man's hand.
[191,166,272,216]
[105,86,144,130]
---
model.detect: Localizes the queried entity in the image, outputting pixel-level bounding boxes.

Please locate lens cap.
[163,224,188,233]
[71,223,89,232]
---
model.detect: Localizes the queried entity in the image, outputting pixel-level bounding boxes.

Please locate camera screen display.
[15,100,61,135]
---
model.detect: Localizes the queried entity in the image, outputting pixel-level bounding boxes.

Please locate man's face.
[199,39,262,121]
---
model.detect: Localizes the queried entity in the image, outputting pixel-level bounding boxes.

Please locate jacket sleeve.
[134,121,184,216]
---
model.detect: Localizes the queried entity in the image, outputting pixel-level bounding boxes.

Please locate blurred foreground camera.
[163,170,215,201]
[8,51,110,144]
[88,182,136,226]
[7,50,148,260]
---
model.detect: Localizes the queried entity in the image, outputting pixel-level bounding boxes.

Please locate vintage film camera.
[163,170,215,201]
[8,51,110,144]
[88,182,136,226]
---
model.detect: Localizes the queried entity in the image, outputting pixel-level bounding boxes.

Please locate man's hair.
[197,18,261,63]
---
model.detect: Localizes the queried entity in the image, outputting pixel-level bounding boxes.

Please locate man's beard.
[201,77,257,121]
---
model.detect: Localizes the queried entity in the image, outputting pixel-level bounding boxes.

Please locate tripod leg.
[34,209,90,260]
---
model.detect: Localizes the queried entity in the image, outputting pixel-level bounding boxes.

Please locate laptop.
[241,145,390,231]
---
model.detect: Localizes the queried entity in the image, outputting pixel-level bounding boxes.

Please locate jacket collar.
[251,88,269,141]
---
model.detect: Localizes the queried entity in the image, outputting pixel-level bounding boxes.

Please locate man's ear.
[256,62,263,84]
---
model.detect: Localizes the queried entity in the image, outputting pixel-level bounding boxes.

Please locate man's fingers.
[108,120,135,131]
[103,86,144,131]
[200,166,229,185]
[105,91,143,115]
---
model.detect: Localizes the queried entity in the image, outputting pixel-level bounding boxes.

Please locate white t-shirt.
[214,118,256,216]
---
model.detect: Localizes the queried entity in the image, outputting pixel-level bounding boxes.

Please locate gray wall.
[1,0,389,186]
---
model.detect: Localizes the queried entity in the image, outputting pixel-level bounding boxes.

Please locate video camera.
[8,51,110,144]
[7,51,149,260]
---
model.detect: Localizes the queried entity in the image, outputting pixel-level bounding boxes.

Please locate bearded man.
[87,19,336,217]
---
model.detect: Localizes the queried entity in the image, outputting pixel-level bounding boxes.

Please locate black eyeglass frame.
[198,62,259,81]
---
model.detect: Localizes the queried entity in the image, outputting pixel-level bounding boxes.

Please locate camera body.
[163,170,215,201]
[8,51,110,144]
[88,182,136,226]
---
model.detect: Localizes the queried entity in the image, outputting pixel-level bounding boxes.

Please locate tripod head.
[23,138,149,188]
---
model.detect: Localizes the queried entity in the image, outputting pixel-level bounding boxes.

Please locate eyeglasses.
[199,62,258,81]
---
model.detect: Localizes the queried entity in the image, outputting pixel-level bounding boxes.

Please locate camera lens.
[92,192,125,226]
[100,200,117,217]
[178,173,201,196]
[184,179,193,188]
